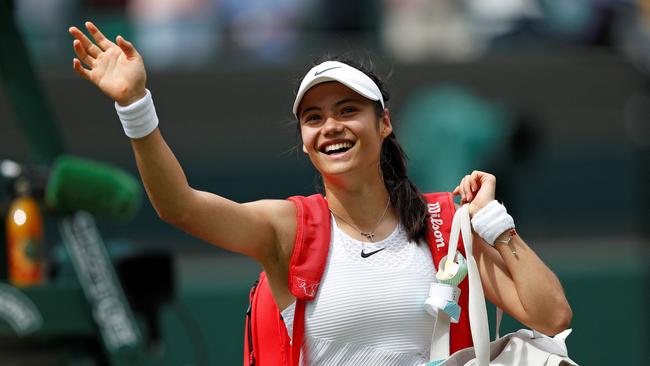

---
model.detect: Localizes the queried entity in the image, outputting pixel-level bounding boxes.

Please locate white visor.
[292,61,385,117]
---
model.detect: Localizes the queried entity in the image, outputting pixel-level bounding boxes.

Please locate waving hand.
[69,22,146,106]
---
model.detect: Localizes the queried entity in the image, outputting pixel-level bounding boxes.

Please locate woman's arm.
[472,231,572,335]
[129,129,295,262]
[453,171,572,336]
[68,22,295,265]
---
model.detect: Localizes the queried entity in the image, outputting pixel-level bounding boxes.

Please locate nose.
[322,116,344,136]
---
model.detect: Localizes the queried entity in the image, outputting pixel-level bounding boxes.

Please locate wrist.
[114,89,159,139]
[117,89,147,107]
[470,200,515,246]
[494,228,519,258]
[494,228,517,246]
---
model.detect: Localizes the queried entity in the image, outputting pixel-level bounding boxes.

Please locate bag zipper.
[246,279,260,366]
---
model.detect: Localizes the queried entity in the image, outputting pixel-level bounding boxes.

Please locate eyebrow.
[299,97,364,119]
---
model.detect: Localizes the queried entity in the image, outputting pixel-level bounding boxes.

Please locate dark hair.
[296,55,428,243]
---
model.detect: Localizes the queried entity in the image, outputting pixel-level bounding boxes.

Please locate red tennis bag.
[244,193,472,366]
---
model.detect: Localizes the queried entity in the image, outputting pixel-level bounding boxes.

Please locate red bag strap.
[291,300,306,366]
[423,192,473,353]
[286,194,331,300]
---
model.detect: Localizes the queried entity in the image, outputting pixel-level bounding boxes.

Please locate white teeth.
[324,142,353,153]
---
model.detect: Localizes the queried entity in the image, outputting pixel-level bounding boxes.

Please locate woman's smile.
[298,82,391,177]
[319,139,356,160]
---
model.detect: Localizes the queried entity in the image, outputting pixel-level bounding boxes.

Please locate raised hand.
[452,170,497,216]
[69,21,146,106]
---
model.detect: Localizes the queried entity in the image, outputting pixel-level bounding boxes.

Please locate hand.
[452,170,496,217]
[69,21,146,106]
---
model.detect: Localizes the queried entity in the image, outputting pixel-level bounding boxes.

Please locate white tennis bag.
[429,205,578,366]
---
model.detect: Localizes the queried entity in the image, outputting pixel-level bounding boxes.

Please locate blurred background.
[0,0,648,364]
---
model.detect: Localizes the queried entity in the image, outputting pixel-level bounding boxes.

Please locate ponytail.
[379,128,428,243]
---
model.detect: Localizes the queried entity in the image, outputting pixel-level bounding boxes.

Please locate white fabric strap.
[429,312,450,362]
[429,205,491,365]
[495,307,503,339]
[426,283,462,361]
[114,89,159,139]
[434,205,488,365]
[456,205,491,366]
[470,200,515,245]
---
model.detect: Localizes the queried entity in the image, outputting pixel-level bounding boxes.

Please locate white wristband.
[114,89,159,139]
[470,200,515,246]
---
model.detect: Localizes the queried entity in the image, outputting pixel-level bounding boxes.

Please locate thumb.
[116,35,137,59]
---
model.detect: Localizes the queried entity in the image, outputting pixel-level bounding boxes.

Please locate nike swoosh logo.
[360,247,386,258]
[314,66,342,76]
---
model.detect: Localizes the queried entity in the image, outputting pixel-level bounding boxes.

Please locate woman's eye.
[341,107,357,115]
[303,114,320,123]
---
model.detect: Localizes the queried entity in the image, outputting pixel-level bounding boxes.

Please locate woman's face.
[297,81,392,179]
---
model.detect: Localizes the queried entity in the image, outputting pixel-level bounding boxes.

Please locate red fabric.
[286,195,332,300]
[244,193,471,365]
[244,194,330,366]
[291,300,306,366]
[424,192,473,353]
[244,272,291,366]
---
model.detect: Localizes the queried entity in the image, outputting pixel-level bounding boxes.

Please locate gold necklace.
[329,198,391,242]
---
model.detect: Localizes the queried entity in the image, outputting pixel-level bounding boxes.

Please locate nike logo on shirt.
[360,247,386,258]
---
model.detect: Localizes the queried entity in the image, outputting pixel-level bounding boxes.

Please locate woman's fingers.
[469,171,479,192]
[456,172,483,203]
[69,26,101,58]
[463,175,473,203]
[85,21,114,51]
[471,170,496,192]
[72,58,91,81]
[452,185,461,196]
[454,177,470,202]
[454,170,497,210]
[465,172,481,202]
[116,35,137,59]
[73,40,94,68]
[454,179,464,204]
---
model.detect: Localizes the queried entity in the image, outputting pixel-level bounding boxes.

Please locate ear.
[380,108,393,138]
[302,144,308,154]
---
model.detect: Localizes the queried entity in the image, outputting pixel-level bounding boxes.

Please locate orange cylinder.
[6,196,44,286]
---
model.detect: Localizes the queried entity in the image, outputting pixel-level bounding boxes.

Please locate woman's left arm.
[453,171,573,336]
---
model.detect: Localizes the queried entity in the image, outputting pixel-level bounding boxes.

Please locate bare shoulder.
[244,199,298,308]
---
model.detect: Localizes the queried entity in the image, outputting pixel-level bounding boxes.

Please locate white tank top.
[281,215,438,365]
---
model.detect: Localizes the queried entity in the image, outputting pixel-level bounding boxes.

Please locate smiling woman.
[294,59,429,247]
[68,22,572,366]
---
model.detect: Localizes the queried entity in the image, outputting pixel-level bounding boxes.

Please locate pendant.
[361,232,375,242]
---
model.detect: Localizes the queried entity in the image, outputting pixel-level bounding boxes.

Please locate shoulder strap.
[245,195,330,366]
[422,192,473,353]
[423,192,456,266]
[286,194,331,300]
[291,300,306,366]
[286,194,331,366]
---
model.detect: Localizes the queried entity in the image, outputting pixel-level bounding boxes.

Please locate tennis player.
[69,21,572,365]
